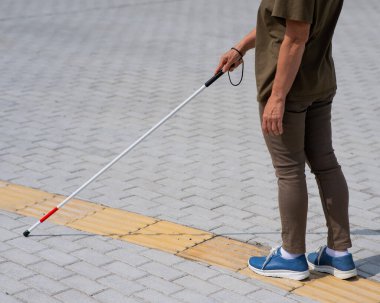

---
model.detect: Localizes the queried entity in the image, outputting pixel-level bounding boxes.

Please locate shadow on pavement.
[355,254,380,278]
[351,229,380,236]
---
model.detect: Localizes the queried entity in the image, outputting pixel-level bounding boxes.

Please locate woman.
[215,0,357,280]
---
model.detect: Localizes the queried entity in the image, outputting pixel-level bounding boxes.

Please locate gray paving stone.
[1,248,42,266]
[38,248,78,266]
[173,289,218,303]
[104,238,147,253]
[181,195,222,210]
[54,289,98,303]
[175,214,223,232]
[146,205,188,221]
[93,289,140,303]
[40,236,83,253]
[0,215,26,230]
[61,274,106,296]
[136,275,183,295]
[247,289,298,303]
[6,236,48,253]
[105,248,150,266]
[140,249,184,266]
[72,236,118,254]
[213,205,253,220]
[139,261,184,281]
[0,261,36,280]
[102,261,147,280]
[358,262,380,278]
[0,292,23,303]
[351,238,380,253]
[28,260,74,281]
[211,225,257,243]
[0,241,13,253]
[22,274,68,295]
[285,293,319,303]
[40,225,90,240]
[97,274,145,297]
[71,248,112,266]
[15,289,62,303]
[181,205,222,220]
[212,215,254,230]
[209,274,259,295]
[0,0,378,302]
[134,289,181,303]
[0,227,20,242]
[211,289,258,303]
[65,261,110,280]
[0,275,28,295]
[0,210,21,220]
[172,261,220,281]
[352,247,378,261]
[173,275,221,296]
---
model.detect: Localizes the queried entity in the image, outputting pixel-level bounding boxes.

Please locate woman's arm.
[262,20,310,136]
[215,28,256,74]
[235,28,257,56]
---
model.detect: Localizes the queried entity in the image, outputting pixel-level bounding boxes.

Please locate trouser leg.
[259,101,310,254]
[304,101,352,250]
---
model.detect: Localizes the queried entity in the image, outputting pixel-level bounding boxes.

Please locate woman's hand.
[214,49,243,74]
[262,95,285,136]
[214,28,256,75]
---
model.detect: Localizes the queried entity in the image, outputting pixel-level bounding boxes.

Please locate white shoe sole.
[307,260,357,280]
[248,262,310,281]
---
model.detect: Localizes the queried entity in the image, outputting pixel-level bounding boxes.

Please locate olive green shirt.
[255,0,344,102]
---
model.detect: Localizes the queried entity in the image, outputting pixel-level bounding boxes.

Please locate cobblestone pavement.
[1,210,318,303]
[0,0,379,302]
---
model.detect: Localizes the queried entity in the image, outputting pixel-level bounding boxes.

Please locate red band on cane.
[40,207,59,222]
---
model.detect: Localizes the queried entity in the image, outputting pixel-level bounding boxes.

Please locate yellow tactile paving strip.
[1,180,379,303]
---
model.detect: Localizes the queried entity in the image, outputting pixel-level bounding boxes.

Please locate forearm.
[261,20,310,136]
[271,36,306,101]
[235,28,257,56]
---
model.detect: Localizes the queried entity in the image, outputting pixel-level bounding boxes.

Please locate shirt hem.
[257,87,337,103]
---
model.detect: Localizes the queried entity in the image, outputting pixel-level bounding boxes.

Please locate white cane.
[23,70,225,237]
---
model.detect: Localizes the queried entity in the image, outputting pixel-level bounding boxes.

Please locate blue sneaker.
[248,246,310,281]
[307,246,357,279]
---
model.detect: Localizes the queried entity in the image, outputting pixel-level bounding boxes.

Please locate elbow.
[285,34,309,46]
[284,20,310,46]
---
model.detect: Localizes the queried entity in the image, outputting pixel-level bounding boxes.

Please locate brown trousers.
[259,98,352,254]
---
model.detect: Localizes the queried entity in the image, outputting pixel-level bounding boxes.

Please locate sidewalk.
[0,0,379,302]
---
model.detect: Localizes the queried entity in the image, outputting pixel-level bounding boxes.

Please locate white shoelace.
[261,245,281,269]
[316,245,326,265]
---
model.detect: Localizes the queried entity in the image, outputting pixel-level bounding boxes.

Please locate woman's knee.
[306,150,340,174]
[274,162,306,180]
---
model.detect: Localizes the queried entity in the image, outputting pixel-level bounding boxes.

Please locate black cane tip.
[23,230,30,237]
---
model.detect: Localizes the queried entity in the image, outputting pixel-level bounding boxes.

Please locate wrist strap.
[231,47,243,58]
[228,48,244,87]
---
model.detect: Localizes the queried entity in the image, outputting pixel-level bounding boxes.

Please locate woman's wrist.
[231,47,244,58]
[234,43,248,57]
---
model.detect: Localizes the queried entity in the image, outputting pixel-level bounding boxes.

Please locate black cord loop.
[231,47,243,58]
[228,48,244,87]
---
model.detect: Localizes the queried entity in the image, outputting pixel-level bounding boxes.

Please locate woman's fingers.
[215,57,227,74]
[262,115,272,135]
[215,50,242,74]
[262,96,285,136]
[222,56,240,73]
[277,118,283,135]
[262,113,283,136]
[272,118,280,136]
